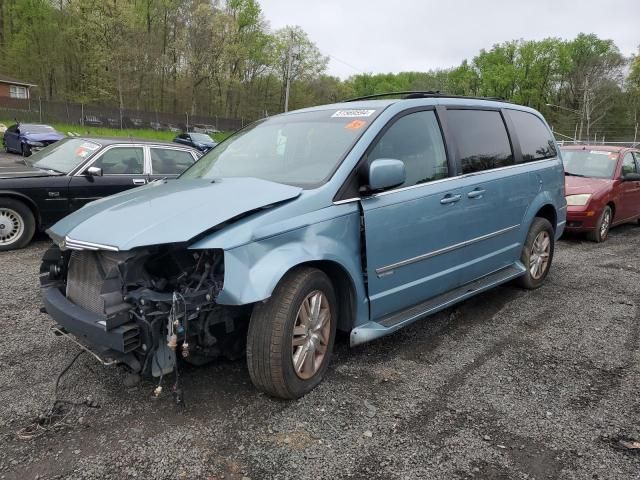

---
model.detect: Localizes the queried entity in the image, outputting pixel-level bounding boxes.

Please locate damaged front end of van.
[39,176,304,388]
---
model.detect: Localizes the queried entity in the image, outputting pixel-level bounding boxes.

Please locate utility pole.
[117,67,124,130]
[284,53,293,112]
[578,78,589,142]
[578,93,585,141]
[583,75,593,141]
[284,30,296,113]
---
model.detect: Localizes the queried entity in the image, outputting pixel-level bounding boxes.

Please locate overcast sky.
[259,0,639,78]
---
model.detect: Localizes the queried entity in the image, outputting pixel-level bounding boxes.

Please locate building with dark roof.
[0,74,36,99]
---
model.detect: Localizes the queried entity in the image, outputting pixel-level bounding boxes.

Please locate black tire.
[21,143,31,157]
[246,267,337,399]
[515,217,555,290]
[0,198,36,251]
[586,206,612,243]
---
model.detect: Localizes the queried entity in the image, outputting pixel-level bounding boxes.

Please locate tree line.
[347,35,639,142]
[0,0,638,140]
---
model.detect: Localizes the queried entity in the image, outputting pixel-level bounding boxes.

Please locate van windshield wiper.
[564,171,586,177]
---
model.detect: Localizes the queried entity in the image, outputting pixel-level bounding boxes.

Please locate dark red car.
[562,145,640,242]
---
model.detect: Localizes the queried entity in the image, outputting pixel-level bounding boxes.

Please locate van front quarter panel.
[215,207,369,328]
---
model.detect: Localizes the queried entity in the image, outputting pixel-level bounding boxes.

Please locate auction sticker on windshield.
[331,109,376,118]
[345,120,367,130]
[76,142,100,158]
[81,142,100,151]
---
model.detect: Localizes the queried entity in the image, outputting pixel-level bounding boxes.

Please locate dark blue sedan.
[2,123,65,157]
[173,132,217,152]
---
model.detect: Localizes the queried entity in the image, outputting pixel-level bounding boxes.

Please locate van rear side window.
[507,109,557,162]
[447,109,513,174]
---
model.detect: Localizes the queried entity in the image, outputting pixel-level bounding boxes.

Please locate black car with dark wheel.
[0,137,200,250]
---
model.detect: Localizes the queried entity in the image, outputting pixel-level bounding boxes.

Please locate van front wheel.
[516,217,554,290]
[246,267,337,399]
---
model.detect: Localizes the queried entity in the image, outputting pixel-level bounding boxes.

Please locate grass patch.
[1,120,231,143]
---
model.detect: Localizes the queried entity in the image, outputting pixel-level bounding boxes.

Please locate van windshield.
[181,108,380,187]
[562,149,618,179]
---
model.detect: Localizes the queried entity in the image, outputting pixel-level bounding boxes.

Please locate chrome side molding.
[376,224,520,277]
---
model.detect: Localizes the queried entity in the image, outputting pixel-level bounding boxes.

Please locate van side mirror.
[85,166,103,177]
[622,172,640,182]
[366,159,406,193]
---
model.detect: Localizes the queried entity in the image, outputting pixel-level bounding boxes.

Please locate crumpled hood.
[22,132,65,142]
[564,175,613,195]
[49,177,302,251]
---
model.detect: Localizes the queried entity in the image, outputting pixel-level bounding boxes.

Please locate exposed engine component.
[42,245,249,390]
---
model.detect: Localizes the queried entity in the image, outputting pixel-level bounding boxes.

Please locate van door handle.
[440,194,461,205]
[132,178,146,185]
[467,189,486,199]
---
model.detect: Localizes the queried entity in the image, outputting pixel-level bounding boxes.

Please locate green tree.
[562,33,625,140]
[273,26,328,111]
[448,60,480,96]
[0,6,637,139]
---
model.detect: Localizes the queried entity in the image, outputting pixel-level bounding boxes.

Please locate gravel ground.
[0,150,24,166]
[1,163,640,478]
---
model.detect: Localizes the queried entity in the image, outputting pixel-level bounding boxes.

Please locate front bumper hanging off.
[42,286,141,354]
[40,245,229,377]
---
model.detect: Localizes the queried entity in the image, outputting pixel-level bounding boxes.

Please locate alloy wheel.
[600,209,611,239]
[529,230,551,280]
[291,290,332,380]
[0,208,25,246]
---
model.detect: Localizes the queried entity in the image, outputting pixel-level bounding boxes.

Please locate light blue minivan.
[41,93,566,399]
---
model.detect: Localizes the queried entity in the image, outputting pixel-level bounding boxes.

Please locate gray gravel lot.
[0,159,639,478]
[0,150,24,167]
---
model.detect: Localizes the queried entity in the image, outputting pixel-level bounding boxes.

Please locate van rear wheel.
[246,267,337,399]
[516,217,554,290]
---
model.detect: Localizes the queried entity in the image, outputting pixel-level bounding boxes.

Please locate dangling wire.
[16,350,100,439]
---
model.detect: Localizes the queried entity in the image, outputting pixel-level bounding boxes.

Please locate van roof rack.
[344,91,509,103]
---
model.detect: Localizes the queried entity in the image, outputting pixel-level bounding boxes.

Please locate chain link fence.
[0,97,247,133]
